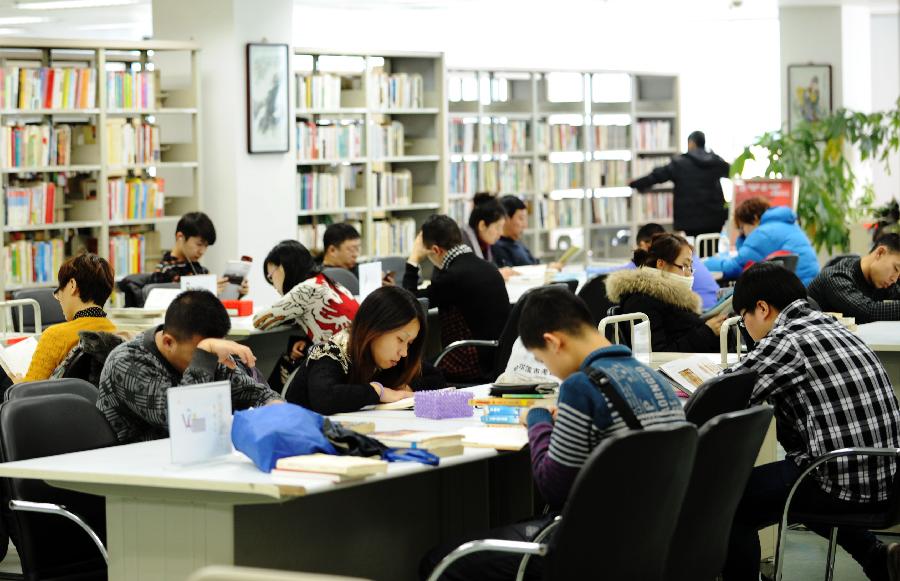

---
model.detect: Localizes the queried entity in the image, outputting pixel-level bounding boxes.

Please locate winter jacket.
[703,206,820,285]
[606,267,720,353]
[629,148,730,235]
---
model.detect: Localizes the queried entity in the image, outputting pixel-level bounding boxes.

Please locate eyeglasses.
[673,262,694,275]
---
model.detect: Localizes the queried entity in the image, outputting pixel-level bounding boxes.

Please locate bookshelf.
[0,38,202,295]
[294,48,446,258]
[448,69,679,261]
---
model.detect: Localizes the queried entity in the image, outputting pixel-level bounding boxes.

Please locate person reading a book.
[11,253,117,383]
[148,211,249,297]
[721,263,900,581]
[98,290,281,444]
[285,286,444,415]
[420,286,684,581]
[808,233,900,323]
[254,240,359,391]
[319,222,361,276]
[606,232,727,352]
[704,196,820,285]
[404,214,510,383]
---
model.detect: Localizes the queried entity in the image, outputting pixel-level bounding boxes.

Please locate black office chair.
[577,274,613,325]
[666,405,774,581]
[4,378,100,405]
[375,256,408,287]
[323,268,359,296]
[11,288,65,333]
[0,394,116,580]
[117,272,153,307]
[765,252,799,273]
[425,423,698,581]
[683,369,759,427]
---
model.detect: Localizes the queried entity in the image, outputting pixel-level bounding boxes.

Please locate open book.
[700,295,734,321]
[220,259,252,301]
[372,396,415,411]
[657,354,723,395]
[0,337,38,378]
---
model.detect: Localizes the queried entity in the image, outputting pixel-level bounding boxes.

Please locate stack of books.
[371,430,464,458]
[469,397,539,426]
[275,454,387,483]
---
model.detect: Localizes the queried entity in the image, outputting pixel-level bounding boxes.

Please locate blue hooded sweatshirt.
[704,206,820,285]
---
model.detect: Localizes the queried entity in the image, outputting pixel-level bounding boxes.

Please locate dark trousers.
[724,460,888,581]
[418,513,556,581]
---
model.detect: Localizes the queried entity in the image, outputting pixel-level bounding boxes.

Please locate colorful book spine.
[106,70,156,110]
[0,66,96,110]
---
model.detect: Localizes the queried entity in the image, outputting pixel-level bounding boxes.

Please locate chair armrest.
[433,340,499,367]
[516,516,561,581]
[9,500,108,564]
[425,539,547,581]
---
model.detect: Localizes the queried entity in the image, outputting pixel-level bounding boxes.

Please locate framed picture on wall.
[246,43,290,153]
[787,63,832,132]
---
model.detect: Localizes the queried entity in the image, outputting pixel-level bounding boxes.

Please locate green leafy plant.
[731,97,900,253]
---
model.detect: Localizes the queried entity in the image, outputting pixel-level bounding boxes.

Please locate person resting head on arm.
[461,193,519,281]
[285,286,445,415]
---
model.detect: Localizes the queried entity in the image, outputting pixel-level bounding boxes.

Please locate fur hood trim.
[605,268,702,313]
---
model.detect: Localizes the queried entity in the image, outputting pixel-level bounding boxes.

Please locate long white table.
[858,321,900,393]
[0,390,533,581]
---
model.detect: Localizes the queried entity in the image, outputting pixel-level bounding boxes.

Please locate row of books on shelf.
[298,223,328,252]
[635,120,672,151]
[4,181,57,227]
[448,119,476,154]
[585,160,629,188]
[448,199,468,225]
[298,172,345,212]
[105,119,160,166]
[449,160,476,195]
[296,73,344,111]
[592,125,629,150]
[371,121,404,159]
[449,120,530,154]
[371,170,412,207]
[483,160,532,194]
[370,72,424,110]
[108,177,165,221]
[0,67,96,111]
[537,198,582,229]
[590,197,629,225]
[633,155,673,178]
[106,70,157,110]
[5,237,65,285]
[108,232,147,276]
[296,121,363,161]
[635,192,674,221]
[372,218,416,256]
[540,123,580,152]
[0,124,73,168]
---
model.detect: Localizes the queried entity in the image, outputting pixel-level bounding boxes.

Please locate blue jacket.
[704,206,820,285]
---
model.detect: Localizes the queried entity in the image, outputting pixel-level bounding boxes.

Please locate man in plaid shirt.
[98,290,281,444]
[723,263,900,581]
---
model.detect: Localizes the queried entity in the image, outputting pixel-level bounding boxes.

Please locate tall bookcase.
[0,38,202,296]
[294,48,446,258]
[448,69,679,261]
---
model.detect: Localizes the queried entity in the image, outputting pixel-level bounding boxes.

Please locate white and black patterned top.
[725,299,900,503]
[807,255,900,323]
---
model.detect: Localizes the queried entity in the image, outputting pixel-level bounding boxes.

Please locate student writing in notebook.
[148,211,248,297]
[12,253,118,383]
[420,286,684,581]
[98,290,281,444]
[286,286,445,415]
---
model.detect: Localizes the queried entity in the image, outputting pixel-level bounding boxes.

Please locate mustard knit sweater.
[24,315,117,382]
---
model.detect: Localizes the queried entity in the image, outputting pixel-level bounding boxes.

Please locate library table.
[857,321,900,391]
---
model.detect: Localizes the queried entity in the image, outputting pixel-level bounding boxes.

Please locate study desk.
[0,394,533,581]
[857,322,900,390]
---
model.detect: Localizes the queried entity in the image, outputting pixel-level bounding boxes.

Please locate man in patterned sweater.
[808,233,900,323]
[419,286,685,581]
[723,263,900,581]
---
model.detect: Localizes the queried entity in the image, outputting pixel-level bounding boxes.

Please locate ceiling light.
[0,28,26,35]
[0,16,49,24]
[17,0,139,10]
[76,22,135,30]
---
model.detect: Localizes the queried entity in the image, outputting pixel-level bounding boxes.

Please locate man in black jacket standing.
[630,130,730,238]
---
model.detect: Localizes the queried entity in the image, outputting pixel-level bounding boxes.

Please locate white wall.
[871,12,900,205]
[779,6,843,122]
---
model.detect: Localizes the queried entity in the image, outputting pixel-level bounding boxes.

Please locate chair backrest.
[577,274,613,325]
[765,250,799,273]
[666,406,774,581]
[187,565,372,581]
[118,272,153,307]
[141,282,180,304]
[718,315,745,366]
[323,268,359,296]
[374,256,408,287]
[0,394,116,578]
[5,378,100,405]
[0,298,43,336]
[11,288,64,333]
[598,311,650,351]
[695,233,722,259]
[683,368,758,427]
[546,423,698,581]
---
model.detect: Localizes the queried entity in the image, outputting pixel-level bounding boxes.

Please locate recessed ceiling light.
[77,22,135,30]
[0,27,26,35]
[16,0,139,10]
[0,16,49,24]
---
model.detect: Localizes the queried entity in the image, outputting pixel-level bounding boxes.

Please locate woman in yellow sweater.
[17,253,117,382]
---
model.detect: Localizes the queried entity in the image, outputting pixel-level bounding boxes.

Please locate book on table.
[275,453,387,479]
[657,354,723,395]
[372,396,415,411]
[0,337,38,378]
[372,429,465,458]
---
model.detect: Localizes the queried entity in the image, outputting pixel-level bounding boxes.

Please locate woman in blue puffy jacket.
[704,197,820,285]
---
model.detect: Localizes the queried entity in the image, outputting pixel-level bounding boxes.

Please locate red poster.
[732,178,796,211]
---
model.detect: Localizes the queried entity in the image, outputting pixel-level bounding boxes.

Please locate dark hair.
[499,194,527,218]
[468,193,506,233]
[56,252,114,306]
[688,130,706,149]
[872,233,900,254]
[323,222,361,252]
[421,214,463,250]
[632,232,692,268]
[347,286,426,387]
[175,211,217,246]
[519,286,595,349]
[735,196,771,228]
[163,290,231,341]
[732,262,806,315]
[636,222,665,245]
[263,240,321,293]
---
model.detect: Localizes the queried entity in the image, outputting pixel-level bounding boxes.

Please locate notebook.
[371,430,464,450]
[372,396,415,411]
[657,355,724,395]
[0,337,38,378]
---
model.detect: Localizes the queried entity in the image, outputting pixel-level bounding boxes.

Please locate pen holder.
[414,389,474,420]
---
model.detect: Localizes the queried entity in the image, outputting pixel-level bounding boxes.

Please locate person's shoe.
[887,543,900,581]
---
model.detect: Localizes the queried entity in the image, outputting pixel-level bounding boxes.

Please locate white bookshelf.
[294,48,446,257]
[448,69,679,262]
[0,38,202,295]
